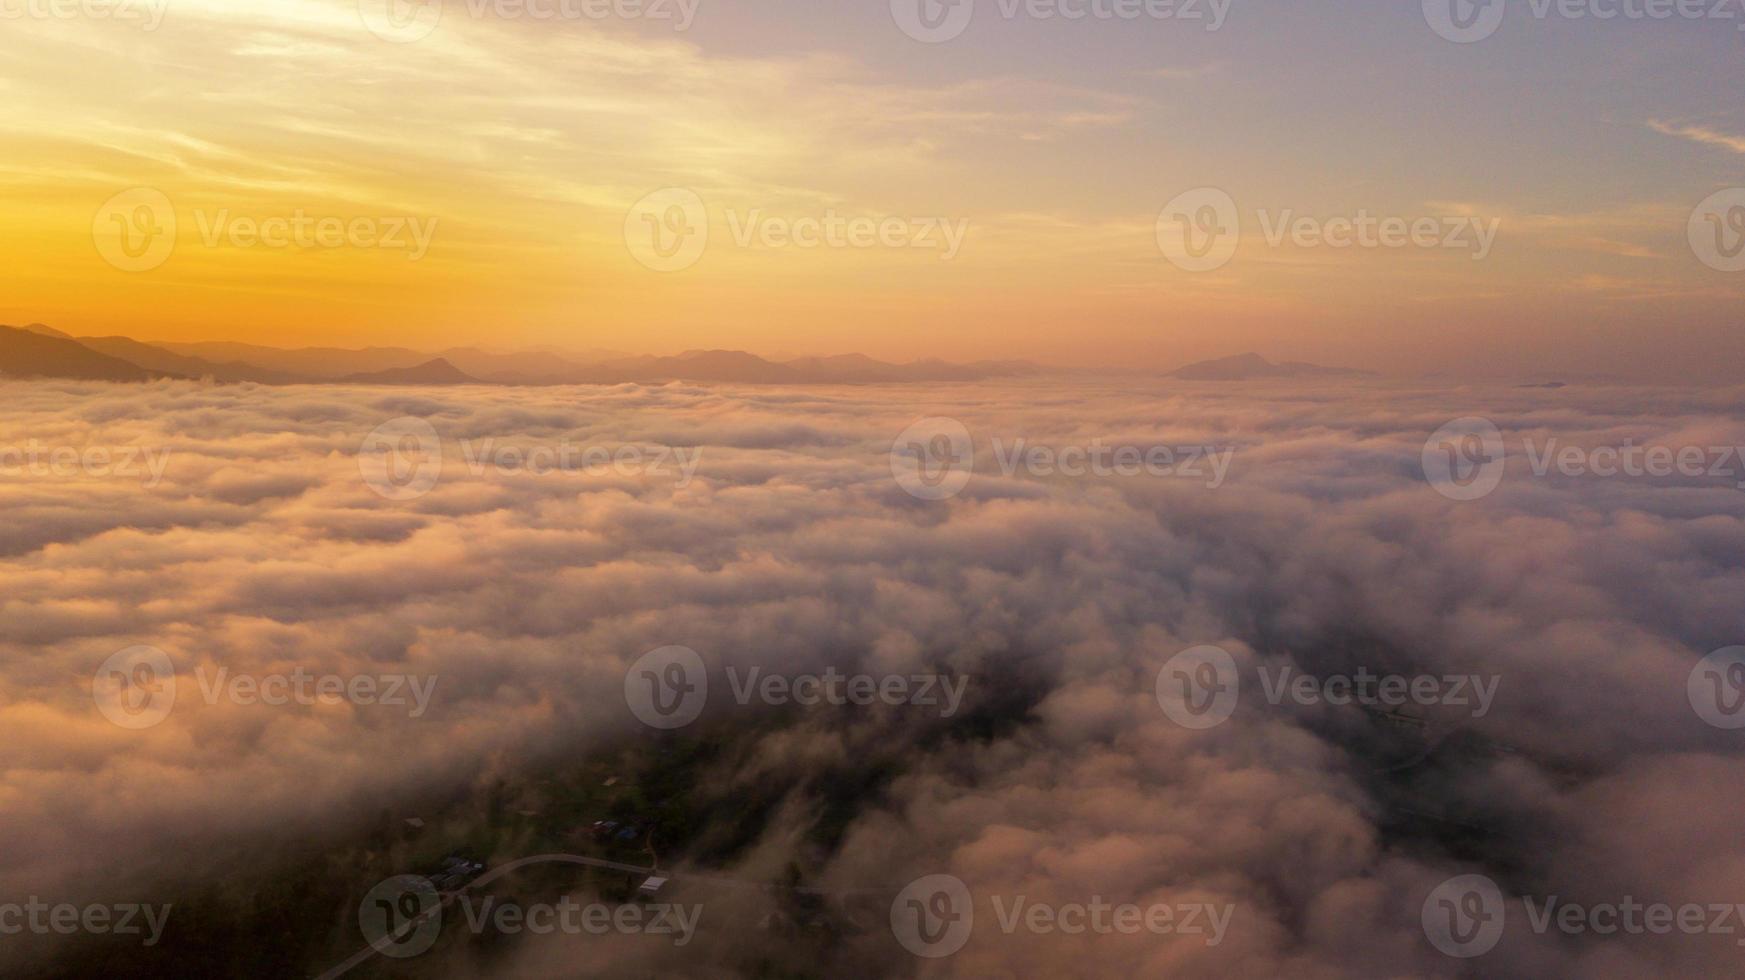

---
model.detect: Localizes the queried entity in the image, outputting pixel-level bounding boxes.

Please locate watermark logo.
[93,187,176,273]
[359,875,443,958]
[1423,0,1507,42]
[1689,646,1745,729]
[626,188,709,272]
[891,417,976,500]
[92,645,176,730]
[1422,417,1507,501]
[889,876,1232,957]
[1158,651,1498,730]
[93,651,438,727]
[892,420,1236,499]
[891,875,973,958]
[457,439,703,485]
[1426,0,1745,42]
[992,438,1235,487]
[359,422,704,499]
[1427,420,1745,500]
[626,652,966,727]
[625,645,708,729]
[1422,874,1505,957]
[358,0,444,42]
[1424,873,1745,956]
[625,190,968,268]
[1160,191,1504,271]
[1690,188,1745,273]
[358,872,700,959]
[891,0,974,41]
[1156,645,1240,730]
[1157,187,1239,272]
[195,667,437,717]
[359,417,443,501]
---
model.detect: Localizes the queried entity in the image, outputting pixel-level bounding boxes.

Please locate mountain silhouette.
[0,324,1044,386]
[76,336,307,384]
[1168,352,1372,381]
[0,325,178,382]
[341,358,478,385]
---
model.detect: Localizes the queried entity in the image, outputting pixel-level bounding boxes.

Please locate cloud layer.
[2,376,1744,976]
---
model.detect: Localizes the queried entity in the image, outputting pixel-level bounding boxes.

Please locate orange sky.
[3,1,1742,377]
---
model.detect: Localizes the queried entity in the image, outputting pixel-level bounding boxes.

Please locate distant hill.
[157,341,432,380]
[566,350,1044,385]
[1169,353,1374,381]
[341,358,478,385]
[0,325,176,382]
[432,347,630,383]
[573,350,802,384]
[783,354,1041,383]
[76,336,307,384]
[0,324,1044,386]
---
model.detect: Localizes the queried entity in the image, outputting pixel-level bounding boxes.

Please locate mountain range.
[0,324,1383,387]
[0,324,1042,386]
[1165,352,1375,381]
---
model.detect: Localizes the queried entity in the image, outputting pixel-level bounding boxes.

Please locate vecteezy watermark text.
[724,210,969,260]
[725,666,969,718]
[455,896,701,946]
[1256,209,1500,259]
[1421,417,1745,501]
[0,0,168,29]
[622,646,969,729]
[457,439,703,483]
[1156,188,1502,272]
[1155,645,1500,730]
[92,646,437,729]
[624,189,969,272]
[194,209,438,261]
[358,417,704,500]
[1423,874,1745,958]
[0,900,171,946]
[93,188,441,271]
[359,0,700,43]
[0,441,171,486]
[1423,0,1745,44]
[889,875,1233,958]
[890,0,1232,43]
[890,417,1237,500]
[358,874,699,960]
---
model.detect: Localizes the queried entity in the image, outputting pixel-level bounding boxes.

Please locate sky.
[1,0,1742,377]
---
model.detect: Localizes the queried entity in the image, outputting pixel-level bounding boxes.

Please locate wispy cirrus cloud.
[1649,119,1745,155]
